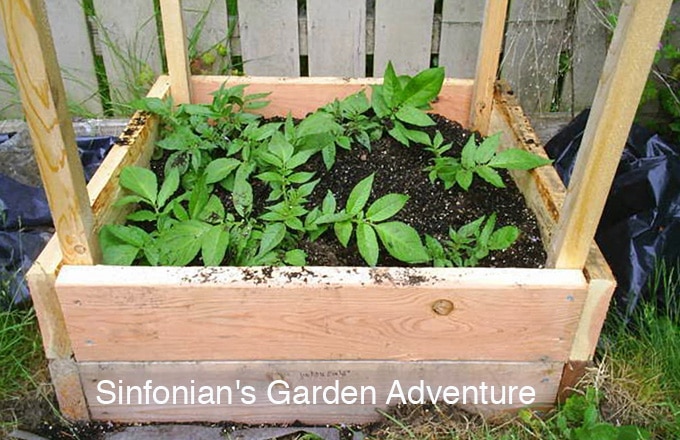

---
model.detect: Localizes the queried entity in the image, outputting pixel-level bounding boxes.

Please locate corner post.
[470,0,509,135]
[160,0,192,104]
[0,0,100,265]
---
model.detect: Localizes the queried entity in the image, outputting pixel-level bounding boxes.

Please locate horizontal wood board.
[189,75,474,126]
[56,266,586,362]
[80,360,563,423]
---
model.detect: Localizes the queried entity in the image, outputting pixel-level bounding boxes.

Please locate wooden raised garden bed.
[2,0,672,424]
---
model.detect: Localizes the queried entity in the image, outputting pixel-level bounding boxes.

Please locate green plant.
[425,213,519,267]
[371,61,445,147]
[320,90,383,152]
[424,132,553,191]
[313,174,429,266]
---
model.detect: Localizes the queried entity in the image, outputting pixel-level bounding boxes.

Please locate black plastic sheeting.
[1,135,115,308]
[545,110,680,317]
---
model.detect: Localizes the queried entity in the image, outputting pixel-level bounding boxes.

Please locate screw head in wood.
[432,299,454,316]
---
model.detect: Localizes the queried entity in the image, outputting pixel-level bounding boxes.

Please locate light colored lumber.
[373,0,435,76]
[237,0,299,76]
[439,0,484,79]
[49,358,89,421]
[548,0,673,270]
[0,0,100,264]
[80,360,563,423]
[56,265,586,362]
[490,84,617,362]
[470,0,508,135]
[190,76,474,126]
[92,0,162,107]
[159,0,192,104]
[306,0,365,77]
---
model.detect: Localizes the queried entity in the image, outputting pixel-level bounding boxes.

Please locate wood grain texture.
[49,358,89,421]
[548,0,673,270]
[56,265,586,362]
[92,0,162,106]
[373,0,434,76]
[80,360,563,423]
[237,0,299,76]
[160,0,192,103]
[190,76,474,126]
[470,0,508,135]
[439,0,485,79]
[0,0,100,264]
[306,0,365,77]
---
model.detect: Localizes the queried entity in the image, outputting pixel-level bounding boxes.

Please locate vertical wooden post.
[470,0,509,135]
[548,0,673,269]
[0,0,100,265]
[160,0,192,104]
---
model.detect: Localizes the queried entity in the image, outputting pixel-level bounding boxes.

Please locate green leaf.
[488,148,553,170]
[257,171,284,184]
[100,226,141,265]
[346,174,374,215]
[285,217,305,231]
[288,171,315,184]
[284,249,307,266]
[258,222,286,256]
[388,120,410,147]
[366,194,409,222]
[233,165,253,218]
[476,166,505,188]
[120,166,157,205]
[400,66,445,108]
[269,131,295,163]
[287,149,315,170]
[457,216,485,239]
[489,225,520,250]
[105,224,149,248]
[321,190,337,214]
[314,211,353,225]
[382,61,403,108]
[298,179,320,198]
[404,128,431,146]
[336,136,352,150]
[322,144,336,170]
[479,213,497,246]
[461,136,477,169]
[334,221,354,247]
[126,210,156,222]
[158,220,210,266]
[114,195,145,208]
[201,225,230,265]
[357,223,380,266]
[474,133,500,164]
[198,195,225,223]
[188,178,210,219]
[341,91,371,115]
[456,169,474,190]
[371,84,390,118]
[374,222,429,264]
[395,106,435,127]
[157,168,180,208]
[204,158,241,184]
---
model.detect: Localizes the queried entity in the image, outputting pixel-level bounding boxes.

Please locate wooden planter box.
[4,0,670,425]
[25,75,614,423]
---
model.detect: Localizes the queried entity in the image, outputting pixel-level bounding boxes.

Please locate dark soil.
[150,113,546,268]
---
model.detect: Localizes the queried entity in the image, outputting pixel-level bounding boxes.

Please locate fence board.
[373,0,435,76]
[92,0,162,108]
[181,0,229,74]
[238,0,299,76]
[502,0,569,113]
[0,21,21,118]
[439,0,485,79]
[307,0,365,77]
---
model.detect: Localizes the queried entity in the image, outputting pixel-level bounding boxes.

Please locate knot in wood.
[432,299,454,316]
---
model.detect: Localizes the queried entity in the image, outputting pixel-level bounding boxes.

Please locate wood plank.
[56,265,586,362]
[373,0,435,76]
[92,0,162,108]
[45,0,102,115]
[548,0,673,270]
[80,360,563,423]
[306,0,365,77]
[49,358,89,421]
[439,0,485,79]
[190,76,474,126]
[237,0,299,76]
[159,0,191,104]
[0,0,100,264]
[490,84,617,364]
[470,0,509,135]
[501,0,569,113]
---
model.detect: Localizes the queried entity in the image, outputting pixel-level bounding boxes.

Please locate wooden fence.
[0,0,677,119]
